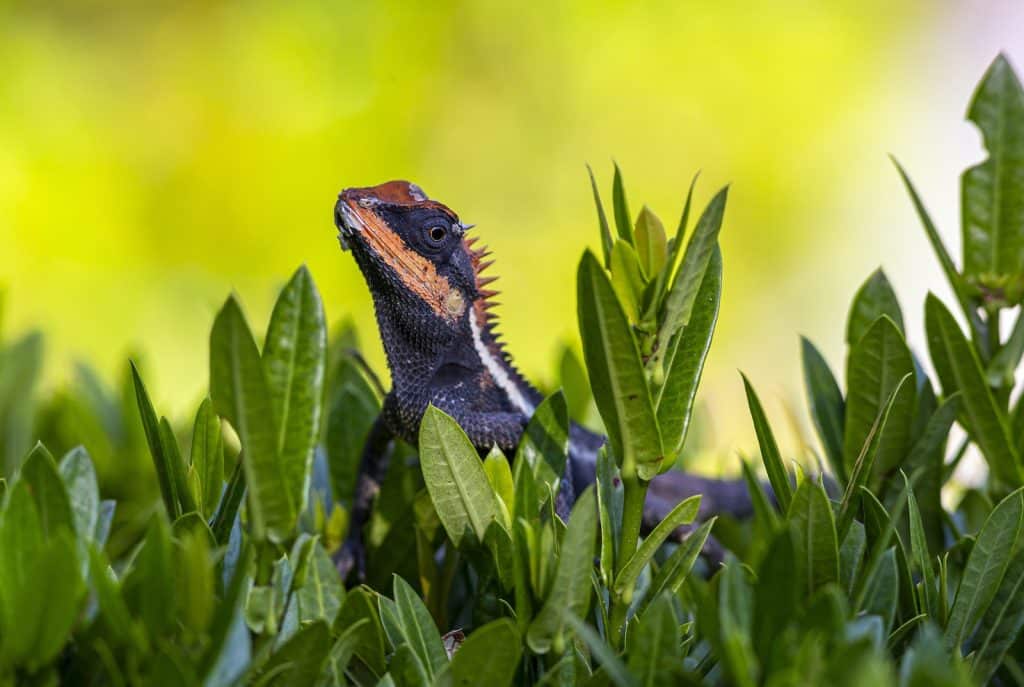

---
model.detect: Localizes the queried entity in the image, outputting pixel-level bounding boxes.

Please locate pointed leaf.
[846,269,905,344]
[801,337,846,481]
[741,373,792,512]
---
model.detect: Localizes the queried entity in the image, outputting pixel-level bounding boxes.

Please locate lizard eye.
[427,225,448,243]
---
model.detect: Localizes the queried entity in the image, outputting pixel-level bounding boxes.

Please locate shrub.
[0,54,1023,686]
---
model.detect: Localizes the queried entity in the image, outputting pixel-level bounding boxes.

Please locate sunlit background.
[2,1,1023,472]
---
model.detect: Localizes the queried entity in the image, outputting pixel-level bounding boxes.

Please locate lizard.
[332,180,756,579]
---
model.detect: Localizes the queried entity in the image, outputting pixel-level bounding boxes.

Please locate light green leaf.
[190,398,225,519]
[527,487,597,653]
[577,250,662,475]
[609,239,646,322]
[210,295,289,542]
[58,446,99,544]
[634,206,667,277]
[961,54,1024,303]
[449,618,522,687]
[614,495,700,596]
[20,443,74,538]
[643,517,715,612]
[262,265,327,524]
[483,446,514,527]
[651,187,728,375]
[295,544,345,626]
[392,575,447,681]
[926,294,1021,485]
[419,405,498,548]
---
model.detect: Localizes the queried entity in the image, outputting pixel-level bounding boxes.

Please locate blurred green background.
[2,1,1022,468]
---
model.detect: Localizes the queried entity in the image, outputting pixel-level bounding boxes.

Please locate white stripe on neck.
[469,313,535,415]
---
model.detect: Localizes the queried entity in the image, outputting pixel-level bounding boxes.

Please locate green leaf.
[58,446,99,543]
[190,398,225,519]
[419,405,499,548]
[483,446,514,526]
[586,164,615,267]
[513,391,569,506]
[754,526,801,660]
[131,362,186,519]
[20,443,74,538]
[741,373,792,512]
[717,560,758,687]
[158,417,197,515]
[449,618,522,687]
[969,544,1024,683]
[655,245,721,458]
[801,337,846,482]
[262,265,327,522]
[987,308,1024,387]
[651,187,728,375]
[961,54,1024,302]
[788,479,839,596]
[23,530,84,671]
[906,473,938,619]
[256,619,330,686]
[634,206,667,277]
[577,250,662,475]
[861,547,899,633]
[326,355,381,505]
[846,269,905,344]
[391,574,447,681]
[210,295,290,542]
[609,240,646,322]
[925,294,1021,485]
[212,460,246,546]
[835,373,913,542]
[892,157,986,349]
[843,316,915,478]
[527,487,597,653]
[627,594,683,684]
[596,446,623,584]
[334,586,386,677]
[175,527,215,635]
[123,515,175,639]
[904,394,961,554]
[612,162,634,246]
[643,517,715,611]
[558,344,592,423]
[295,543,345,625]
[0,480,43,668]
[945,487,1024,651]
[614,495,700,596]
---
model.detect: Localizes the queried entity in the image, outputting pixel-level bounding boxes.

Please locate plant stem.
[607,472,648,649]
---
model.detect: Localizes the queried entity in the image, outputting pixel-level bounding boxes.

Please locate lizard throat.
[469,311,535,415]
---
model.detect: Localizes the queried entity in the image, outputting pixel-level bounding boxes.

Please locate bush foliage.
[1,55,1024,686]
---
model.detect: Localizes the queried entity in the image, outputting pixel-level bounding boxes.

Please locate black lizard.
[332,180,755,579]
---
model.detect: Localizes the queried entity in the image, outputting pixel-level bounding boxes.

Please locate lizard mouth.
[333,198,363,252]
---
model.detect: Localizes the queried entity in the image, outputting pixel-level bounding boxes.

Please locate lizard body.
[332,180,753,577]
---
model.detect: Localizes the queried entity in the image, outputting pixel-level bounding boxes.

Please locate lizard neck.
[467,304,540,416]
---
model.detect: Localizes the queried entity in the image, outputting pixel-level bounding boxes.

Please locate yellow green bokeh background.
[2,1,1022,466]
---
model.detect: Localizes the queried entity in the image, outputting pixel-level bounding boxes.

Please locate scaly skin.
[332,180,754,579]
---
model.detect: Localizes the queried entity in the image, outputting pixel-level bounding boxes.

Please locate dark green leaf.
[961,54,1024,302]
[257,620,330,686]
[131,362,185,519]
[20,443,74,538]
[643,517,715,612]
[514,391,569,506]
[612,162,633,246]
[627,594,683,685]
[788,479,839,596]
[326,355,381,505]
[926,294,1021,485]
[586,164,615,266]
[906,473,938,619]
[651,187,728,375]
[861,548,899,633]
[969,545,1024,683]
[945,487,1024,651]
[614,495,700,596]
[846,269,904,344]
[655,246,721,458]
[741,373,792,512]
[843,316,915,478]
[392,574,446,681]
[577,250,663,476]
[801,337,846,482]
[334,586,386,677]
[450,618,522,687]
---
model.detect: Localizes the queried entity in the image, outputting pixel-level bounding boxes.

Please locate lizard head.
[333,181,492,338]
